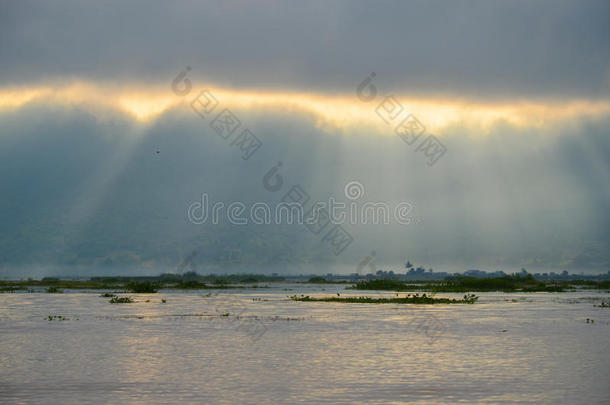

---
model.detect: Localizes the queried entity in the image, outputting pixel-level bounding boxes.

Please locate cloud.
[0,0,608,100]
[1,82,609,133]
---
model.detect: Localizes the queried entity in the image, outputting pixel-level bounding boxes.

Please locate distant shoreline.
[2,273,609,293]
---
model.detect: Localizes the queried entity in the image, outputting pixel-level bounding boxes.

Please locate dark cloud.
[0,0,608,99]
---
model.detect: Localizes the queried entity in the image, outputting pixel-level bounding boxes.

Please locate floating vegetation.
[47,315,69,321]
[573,280,610,290]
[0,286,23,293]
[109,296,134,304]
[268,315,305,322]
[348,279,412,291]
[0,273,271,292]
[289,293,478,304]
[174,280,208,289]
[0,279,119,290]
[100,292,116,298]
[172,281,245,289]
[586,318,595,323]
[349,275,569,293]
[161,298,167,303]
[127,281,160,293]
[595,299,610,308]
[3,273,607,293]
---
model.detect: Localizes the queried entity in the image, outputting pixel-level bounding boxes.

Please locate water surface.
[1,285,609,404]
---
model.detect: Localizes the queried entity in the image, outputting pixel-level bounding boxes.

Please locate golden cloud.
[1,81,609,136]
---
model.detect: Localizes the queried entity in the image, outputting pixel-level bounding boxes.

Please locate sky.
[0,0,609,277]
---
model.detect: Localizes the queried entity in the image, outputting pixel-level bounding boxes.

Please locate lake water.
[1,284,609,404]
